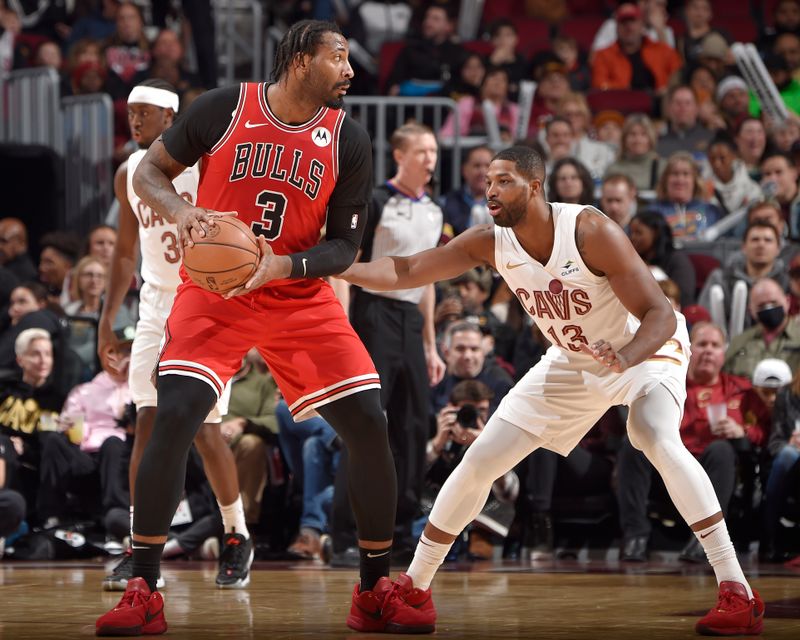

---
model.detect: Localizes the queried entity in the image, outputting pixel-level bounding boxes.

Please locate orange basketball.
[183,217,259,293]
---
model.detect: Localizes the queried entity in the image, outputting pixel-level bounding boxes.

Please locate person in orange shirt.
[592,3,682,94]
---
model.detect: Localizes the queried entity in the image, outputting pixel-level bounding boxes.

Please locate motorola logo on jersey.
[229,142,324,199]
[311,126,332,147]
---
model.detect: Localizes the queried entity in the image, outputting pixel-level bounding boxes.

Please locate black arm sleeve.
[161,86,240,167]
[288,116,373,278]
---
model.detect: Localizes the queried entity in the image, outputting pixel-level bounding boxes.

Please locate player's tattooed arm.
[133,137,193,219]
[134,137,235,252]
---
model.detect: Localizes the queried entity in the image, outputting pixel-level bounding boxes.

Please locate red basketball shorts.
[157,279,380,420]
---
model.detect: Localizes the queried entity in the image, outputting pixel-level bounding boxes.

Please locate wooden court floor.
[1,560,799,639]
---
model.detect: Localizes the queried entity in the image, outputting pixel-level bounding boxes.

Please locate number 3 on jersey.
[253,190,287,240]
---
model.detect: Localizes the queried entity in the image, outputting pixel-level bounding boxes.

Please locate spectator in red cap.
[592,2,682,94]
[592,0,676,53]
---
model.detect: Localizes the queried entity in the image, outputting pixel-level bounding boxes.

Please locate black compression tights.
[317,389,397,542]
[134,375,216,537]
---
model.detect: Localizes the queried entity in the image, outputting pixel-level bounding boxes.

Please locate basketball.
[183,217,259,293]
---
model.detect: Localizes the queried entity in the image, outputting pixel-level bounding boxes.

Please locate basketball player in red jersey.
[337,146,764,636]
[96,21,423,636]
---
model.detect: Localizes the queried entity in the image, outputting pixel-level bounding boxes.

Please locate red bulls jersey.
[197,82,346,256]
[162,82,373,294]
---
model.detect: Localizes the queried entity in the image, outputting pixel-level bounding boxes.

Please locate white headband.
[127,86,179,113]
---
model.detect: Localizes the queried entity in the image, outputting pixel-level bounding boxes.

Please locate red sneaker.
[346,576,394,632]
[96,577,167,636]
[695,581,764,636]
[383,573,436,634]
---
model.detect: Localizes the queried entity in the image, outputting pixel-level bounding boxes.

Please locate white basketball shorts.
[495,318,690,456]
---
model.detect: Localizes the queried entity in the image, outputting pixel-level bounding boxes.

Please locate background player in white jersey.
[98,79,253,591]
[338,146,764,636]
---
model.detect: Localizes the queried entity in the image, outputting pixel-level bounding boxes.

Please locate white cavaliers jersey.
[495,202,684,357]
[126,149,199,290]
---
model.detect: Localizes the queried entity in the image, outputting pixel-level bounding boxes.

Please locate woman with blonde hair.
[65,256,107,319]
[650,152,722,240]
[605,113,663,192]
[555,92,615,179]
[64,257,134,381]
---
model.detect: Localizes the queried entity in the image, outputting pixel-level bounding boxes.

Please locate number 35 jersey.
[126,148,199,291]
[495,202,688,358]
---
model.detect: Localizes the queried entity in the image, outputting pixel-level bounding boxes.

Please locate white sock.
[129,506,134,540]
[694,519,752,598]
[162,538,184,558]
[218,496,249,539]
[406,533,452,590]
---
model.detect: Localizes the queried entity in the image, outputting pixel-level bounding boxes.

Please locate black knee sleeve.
[318,389,396,541]
[134,375,216,537]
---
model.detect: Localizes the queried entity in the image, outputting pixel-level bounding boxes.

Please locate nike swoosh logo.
[244,120,270,129]
[131,545,149,550]
[506,261,526,270]
[699,528,718,539]
[145,606,163,623]
[301,257,308,276]
[366,550,390,558]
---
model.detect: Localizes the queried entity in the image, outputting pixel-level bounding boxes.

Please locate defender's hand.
[580,340,629,373]
[223,237,292,298]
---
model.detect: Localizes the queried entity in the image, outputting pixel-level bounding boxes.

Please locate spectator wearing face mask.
[698,221,788,330]
[724,278,800,379]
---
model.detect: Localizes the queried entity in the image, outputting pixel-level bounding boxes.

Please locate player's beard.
[325,81,351,109]
[491,195,527,227]
[325,96,345,109]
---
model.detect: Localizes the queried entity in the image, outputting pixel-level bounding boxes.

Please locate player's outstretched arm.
[339,224,495,291]
[577,209,677,369]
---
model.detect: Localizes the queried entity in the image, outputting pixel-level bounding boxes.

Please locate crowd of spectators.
[1,0,800,567]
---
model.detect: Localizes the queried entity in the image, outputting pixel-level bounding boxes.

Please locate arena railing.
[0,67,62,151]
[214,0,263,84]
[62,93,114,234]
[0,68,113,234]
[343,96,462,192]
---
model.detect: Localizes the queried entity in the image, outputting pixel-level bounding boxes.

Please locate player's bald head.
[492,146,546,183]
[0,217,27,241]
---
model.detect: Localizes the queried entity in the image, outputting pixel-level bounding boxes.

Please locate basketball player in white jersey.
[338,146,764,636]
[97,79,254,591]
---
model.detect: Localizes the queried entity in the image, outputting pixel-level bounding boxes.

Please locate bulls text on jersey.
[228,142,324,199]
